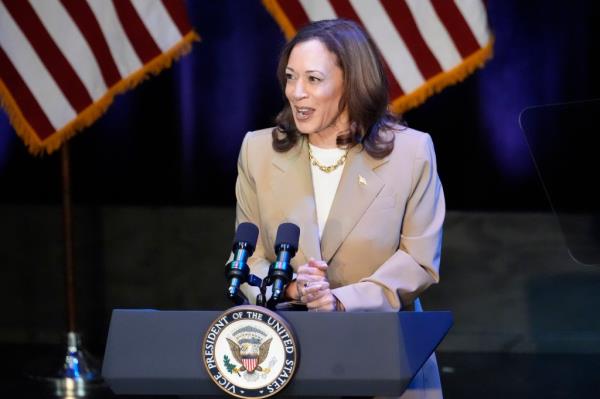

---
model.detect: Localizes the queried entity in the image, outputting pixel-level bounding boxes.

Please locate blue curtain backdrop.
[0,0,598,210]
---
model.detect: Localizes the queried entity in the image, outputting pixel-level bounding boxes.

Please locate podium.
[102,309,452,397]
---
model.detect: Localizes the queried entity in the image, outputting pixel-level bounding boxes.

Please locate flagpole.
[41,142,104,396]
[61,143,77,333]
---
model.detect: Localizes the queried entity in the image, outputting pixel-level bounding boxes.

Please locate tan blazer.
[236,126,445,312]
[235,126,445,399]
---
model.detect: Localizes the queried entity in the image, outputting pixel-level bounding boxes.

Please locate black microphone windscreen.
[235,222,259,247]
[274,223,300,250]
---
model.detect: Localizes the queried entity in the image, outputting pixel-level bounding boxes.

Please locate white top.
[309,143,346,238]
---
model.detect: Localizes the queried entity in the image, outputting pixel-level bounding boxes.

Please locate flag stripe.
[59,0,122,88]
[330,0,404,97]
[277,0,310,30]
[86,0,142,78]
[113,0,162,64]
[0,47,55,139]
[455,0,490,48]
[3,0,92,112]
[349,0,424,92]
[298,0,337,21]
[380,0,442,80]
[0,0,76,129]
[161,0,193,35]
[431,0,480,58]
[131,0,183,53]
[30,0,107,101]
[404,0,462,72]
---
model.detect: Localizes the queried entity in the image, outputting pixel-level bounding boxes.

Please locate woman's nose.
[293,80,308,100]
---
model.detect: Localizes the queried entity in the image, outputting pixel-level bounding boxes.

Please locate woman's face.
[285,39,347,137]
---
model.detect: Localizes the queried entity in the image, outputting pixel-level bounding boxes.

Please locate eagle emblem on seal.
[226,325,273,374]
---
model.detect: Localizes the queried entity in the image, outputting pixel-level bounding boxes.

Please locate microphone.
[225,222,259,304]
[266,223,300,307]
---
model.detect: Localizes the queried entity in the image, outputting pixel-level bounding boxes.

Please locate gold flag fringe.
[262,0,494,115]
[391,39,494,114]
[0,30,200,156]
[262,0,298,40]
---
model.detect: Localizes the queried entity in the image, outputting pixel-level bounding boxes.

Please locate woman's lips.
[294,106,315,121]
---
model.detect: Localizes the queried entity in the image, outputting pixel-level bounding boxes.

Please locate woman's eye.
[309,76,321,82]
[285,73,294,80]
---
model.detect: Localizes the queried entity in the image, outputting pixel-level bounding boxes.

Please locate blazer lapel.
[271,138,322,264]
[320,146,389,262]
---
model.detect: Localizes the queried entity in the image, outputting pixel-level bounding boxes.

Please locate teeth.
[294,106,313,120]
[296,107,312,115]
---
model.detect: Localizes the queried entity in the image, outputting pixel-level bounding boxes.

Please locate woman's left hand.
[303,282,339,312]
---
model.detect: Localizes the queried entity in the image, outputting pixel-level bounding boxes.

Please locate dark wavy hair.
[272,19,400,158]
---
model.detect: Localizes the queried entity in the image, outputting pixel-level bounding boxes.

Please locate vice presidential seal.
[202,305,298,398]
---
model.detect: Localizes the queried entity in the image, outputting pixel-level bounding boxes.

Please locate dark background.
[1,1,600,398]
[1,0,599,210]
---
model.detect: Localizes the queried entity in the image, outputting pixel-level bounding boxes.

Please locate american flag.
[0,0,198,155]
[263,0,493,113]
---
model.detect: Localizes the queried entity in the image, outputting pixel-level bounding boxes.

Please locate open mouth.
[294,106,314,121]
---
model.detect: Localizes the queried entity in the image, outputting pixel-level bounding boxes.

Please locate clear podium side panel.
[520,99,600,266]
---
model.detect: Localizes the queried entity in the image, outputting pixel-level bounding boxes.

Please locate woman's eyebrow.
[286,67,325,76]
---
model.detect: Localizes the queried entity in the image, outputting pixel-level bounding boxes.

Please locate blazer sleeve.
[234,133,272,303]
[332,134,445,311]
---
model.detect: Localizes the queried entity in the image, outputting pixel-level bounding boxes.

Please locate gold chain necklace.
[308,145,348,173]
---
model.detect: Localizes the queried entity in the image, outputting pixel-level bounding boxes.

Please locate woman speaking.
[235,19,445,398]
